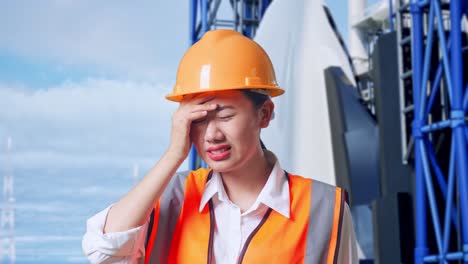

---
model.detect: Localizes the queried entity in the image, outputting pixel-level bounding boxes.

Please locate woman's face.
[190,90,271,173]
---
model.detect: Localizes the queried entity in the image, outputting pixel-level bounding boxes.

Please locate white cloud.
[0,79,179,170]
[14,203,66,213]
[0,1,189,80]
[0,1,195,171]
[16,235,81,242]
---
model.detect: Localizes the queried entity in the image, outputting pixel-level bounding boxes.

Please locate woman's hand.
[103,94,217,233]
[167,94,217,161]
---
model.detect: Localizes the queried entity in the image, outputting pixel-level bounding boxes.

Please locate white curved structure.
[255,0,355,185]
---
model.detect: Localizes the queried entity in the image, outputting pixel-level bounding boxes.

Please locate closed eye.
[218,115,234,121]
[192,117,207,124]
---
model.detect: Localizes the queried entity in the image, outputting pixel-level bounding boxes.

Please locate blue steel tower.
[397,0,468,263]
[188,0,272,170]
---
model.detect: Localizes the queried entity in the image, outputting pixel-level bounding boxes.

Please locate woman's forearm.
[103,149,185,233]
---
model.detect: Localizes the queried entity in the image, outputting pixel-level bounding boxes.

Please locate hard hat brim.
[165,85,285,102]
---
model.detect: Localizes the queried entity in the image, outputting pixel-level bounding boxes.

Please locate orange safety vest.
[144,168,347,264]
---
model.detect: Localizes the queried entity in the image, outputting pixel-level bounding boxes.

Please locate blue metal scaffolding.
[188,0,271,170]
[404,0,468,263]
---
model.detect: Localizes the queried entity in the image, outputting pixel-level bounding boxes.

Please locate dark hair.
[241,90,271,150]
[241,90,270,109]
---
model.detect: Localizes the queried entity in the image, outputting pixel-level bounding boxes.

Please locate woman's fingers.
[168,94,217,159]
[189,111,208,122]
[189,103,217,115]
[186,104,217,124]
[181,93,215,105]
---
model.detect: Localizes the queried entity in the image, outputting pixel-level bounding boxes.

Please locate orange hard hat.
[166,29,284,102]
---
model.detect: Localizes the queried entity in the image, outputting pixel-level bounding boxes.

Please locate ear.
[258,100,275,128]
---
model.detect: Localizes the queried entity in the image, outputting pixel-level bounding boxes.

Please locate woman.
[82,29,358,264]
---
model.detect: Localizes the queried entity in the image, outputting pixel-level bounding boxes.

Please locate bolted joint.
[450,110,466,128]
[412,120,424,138]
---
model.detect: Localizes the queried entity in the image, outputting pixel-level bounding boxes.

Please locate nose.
[204,119,225,143]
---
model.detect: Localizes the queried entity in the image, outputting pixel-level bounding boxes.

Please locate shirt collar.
[199,152,290,219]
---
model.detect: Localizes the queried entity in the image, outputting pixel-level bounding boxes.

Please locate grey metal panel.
[344,127,380,205]
[372,193,414,264]
[372,31,412,196]
[325,67,380,206]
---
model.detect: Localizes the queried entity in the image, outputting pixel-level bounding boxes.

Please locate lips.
[206,144,231,161]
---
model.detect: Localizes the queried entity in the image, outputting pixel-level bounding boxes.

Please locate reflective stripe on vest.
[144,168,346,264]
[144,170,193,264]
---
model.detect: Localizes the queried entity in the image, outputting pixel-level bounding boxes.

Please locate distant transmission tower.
[0,137,15,264]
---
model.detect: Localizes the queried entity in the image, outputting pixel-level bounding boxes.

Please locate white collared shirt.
[82,160,359,263]
[198,160,289,263]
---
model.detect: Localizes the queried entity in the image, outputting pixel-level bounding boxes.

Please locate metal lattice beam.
[398,0,468,262]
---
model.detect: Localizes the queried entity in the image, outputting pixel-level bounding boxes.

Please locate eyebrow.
[216,105,235,112]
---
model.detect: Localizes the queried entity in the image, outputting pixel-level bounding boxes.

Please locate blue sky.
[0,0,366,171]
[0,0,188,170]
[0,0,357,90]
[0,1,188,89]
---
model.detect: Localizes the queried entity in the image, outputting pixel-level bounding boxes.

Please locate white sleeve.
[82,205,149,264]
[337,204,359,264]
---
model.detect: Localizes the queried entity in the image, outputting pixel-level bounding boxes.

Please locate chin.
[204,159,235,173]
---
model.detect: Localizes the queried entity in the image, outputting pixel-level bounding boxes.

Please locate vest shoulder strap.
[145,169,211,264]
[305,178,347,264]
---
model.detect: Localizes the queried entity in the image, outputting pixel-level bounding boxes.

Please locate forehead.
[198,90,249,105]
